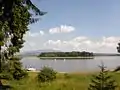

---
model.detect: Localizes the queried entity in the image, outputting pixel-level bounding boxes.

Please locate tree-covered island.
[38,51,94,59]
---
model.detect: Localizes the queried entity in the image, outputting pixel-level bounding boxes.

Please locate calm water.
[21,56,120,72]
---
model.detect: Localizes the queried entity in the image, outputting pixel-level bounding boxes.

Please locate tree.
[88,63,117,90]
[117,42,120,53]
[37,66,57,83]
[115,42,120,72]
[0,0,46,85]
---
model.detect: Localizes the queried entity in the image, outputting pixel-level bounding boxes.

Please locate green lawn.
[3,72,120,90]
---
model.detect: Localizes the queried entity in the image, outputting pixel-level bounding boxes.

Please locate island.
[38,51,94,59]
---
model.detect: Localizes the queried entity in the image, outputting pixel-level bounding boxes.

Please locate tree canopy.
[39,51,94,57]
[117,42,120,53]
[88,63,117,90]
[0,0,46,81]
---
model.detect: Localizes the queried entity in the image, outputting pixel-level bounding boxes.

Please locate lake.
[21,56,120,73]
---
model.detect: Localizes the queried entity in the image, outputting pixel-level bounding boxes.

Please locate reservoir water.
[21,56,120,73]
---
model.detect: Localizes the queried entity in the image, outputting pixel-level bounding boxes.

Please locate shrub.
[64,73,71,79]
[12,69,28,80]
[5,57,28,80]
[37,66,57,82]
[0,72,13,80]
[88,63,117,90]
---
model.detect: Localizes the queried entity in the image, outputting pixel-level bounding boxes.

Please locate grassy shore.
[2,72,120,90]
[39,56,94,59]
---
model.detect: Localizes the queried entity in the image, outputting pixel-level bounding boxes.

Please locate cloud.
[49,25,75,34]
[21,29,120,53]
[21,31,45,52]
[28,32,39,37]
[44,36,120,53]
[25,30,45,37]
[40,30,44,35]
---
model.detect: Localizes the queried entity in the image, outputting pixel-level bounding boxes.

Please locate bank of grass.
[2,72,120,90]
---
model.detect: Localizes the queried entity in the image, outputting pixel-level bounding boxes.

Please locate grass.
[2,72,120,90]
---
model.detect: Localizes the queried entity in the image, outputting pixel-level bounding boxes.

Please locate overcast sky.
[21,0,120,53]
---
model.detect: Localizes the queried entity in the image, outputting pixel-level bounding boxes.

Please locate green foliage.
[114,66,120,72]
[88,63,117,90]
[0,57,28,80]
[7,72,120,90]
[0,72,13,80]
[8,57,28,80]
[39,51,94,57]
[38,66,57,83]
[64,73,71,79]
[12,69,28,80]
[117,42,120,53]
[0,0,45,81]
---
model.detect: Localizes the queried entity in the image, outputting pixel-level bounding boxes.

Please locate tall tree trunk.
[0,80,2,86]
[0,46,3,86]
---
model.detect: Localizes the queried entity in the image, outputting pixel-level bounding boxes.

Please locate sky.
[21,0,120,53]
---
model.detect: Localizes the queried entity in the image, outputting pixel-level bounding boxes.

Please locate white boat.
[27,68,36,71]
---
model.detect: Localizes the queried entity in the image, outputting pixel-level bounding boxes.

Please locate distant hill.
[94,53,120,56]
[19,50,120,57]
[20,49,61,56]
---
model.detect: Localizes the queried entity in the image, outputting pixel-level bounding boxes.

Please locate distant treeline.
[38,51,94,57]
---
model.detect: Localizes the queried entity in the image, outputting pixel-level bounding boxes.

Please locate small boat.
[27,68,36,71]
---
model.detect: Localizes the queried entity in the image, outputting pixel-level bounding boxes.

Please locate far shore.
[38,56,94,59]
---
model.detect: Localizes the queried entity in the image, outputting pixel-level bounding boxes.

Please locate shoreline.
[39,56,94,59]
[27,69,115,74]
